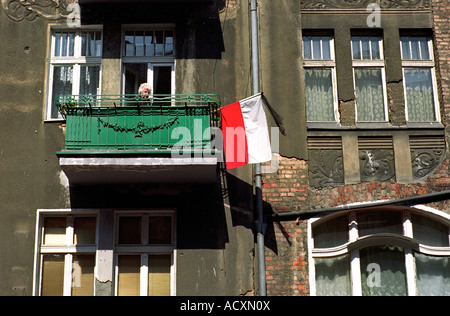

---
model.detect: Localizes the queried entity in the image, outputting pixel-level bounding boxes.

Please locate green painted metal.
[57,94,220,151]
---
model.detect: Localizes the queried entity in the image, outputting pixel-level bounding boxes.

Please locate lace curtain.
[305,68,334,121]
[415,253,450,296]
[51,66,73,119]
[354,68,385,122]
[404,68,436,122]
[315,255,351,296]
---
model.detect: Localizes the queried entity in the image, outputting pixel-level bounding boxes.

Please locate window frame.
[400,35,441,123]
[302,32,339,124]
[114,211,176,296]
[308,205,450,296]
[33,209,176,296]
[351,35,389,123]
[121,25,176,95]
[34,210,99,296]
[45,26,103,121]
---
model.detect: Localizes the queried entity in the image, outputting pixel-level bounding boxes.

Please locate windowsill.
[307,121,444,130]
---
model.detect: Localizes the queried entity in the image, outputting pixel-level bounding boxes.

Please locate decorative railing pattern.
[57,94,220,151]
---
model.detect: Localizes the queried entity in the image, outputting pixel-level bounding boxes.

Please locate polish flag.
[220,93,272,169]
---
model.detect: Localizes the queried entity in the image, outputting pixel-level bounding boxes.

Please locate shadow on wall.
[80,1,225,60]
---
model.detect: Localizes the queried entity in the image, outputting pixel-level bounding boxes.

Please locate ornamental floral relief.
[1,0,76,22]
[301,0,430,9]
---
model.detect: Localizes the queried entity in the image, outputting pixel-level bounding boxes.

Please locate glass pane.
[371,36,380,59]
[412,214,449,247]
[312,36,321,60]
[313,215,348,248]
[322,36,331,60]
[125,31,135,56]
[165,31,174,56]
[305,68,335,122]
[51,65,73,119]
[79,65,100,97]
[404,68,436,122]
[410,37,420,60]
[418,37,429,59]
[118,217,142,244]
[135,31,145,57]
[361,36,371,59]
[41,254,65,296]
[74,217,96,245]
[118,255,140,296]
[360,245,407,296]
[148,217,172,244]
[145,32,154,56]
[354,68,386,121]
[43,217,66,245]
[357,211,403,237]
[303,36,312,60]
[155,31,164,56]
[153,66,172,94]
[72,255,95,296]
[352,37,361,59]
[148,255,171,296]
[401,37,411,60]
[315,255,351,296]
[415,252,450,296]
[95,31,102,57]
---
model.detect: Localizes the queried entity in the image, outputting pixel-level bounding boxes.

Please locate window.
[122,26,175,95]
[35,210,175,296]
[303,33,338,122]
[400,35,440,122]
[351,35,388,122]
[309,207,450,296]
[37,214,97,296]
[46,28,102,120]
[115,213,174,296]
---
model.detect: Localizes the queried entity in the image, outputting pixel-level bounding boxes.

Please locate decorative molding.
[411,148,445,180]
[301,0,430,10]
[1,0,73,22]
[309,149,344,188]
[359,149,395,182]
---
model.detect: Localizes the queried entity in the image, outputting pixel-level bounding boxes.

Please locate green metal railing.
[57,94,220,152]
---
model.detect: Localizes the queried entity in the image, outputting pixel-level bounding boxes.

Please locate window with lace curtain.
[309,207,450,296]
[400,35,440,123]
[351,35,388,122]
[302,33,338,122]
[46,27,103,120]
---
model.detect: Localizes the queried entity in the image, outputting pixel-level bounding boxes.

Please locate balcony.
[56,94,221,184]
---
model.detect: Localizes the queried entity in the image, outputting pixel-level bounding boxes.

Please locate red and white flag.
[220,93,272,169]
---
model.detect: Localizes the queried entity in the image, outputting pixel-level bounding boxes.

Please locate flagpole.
[250,0,267,296]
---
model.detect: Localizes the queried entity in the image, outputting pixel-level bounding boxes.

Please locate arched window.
[308,206,450,296]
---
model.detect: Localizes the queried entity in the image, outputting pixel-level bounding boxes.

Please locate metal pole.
[250,0,266,296]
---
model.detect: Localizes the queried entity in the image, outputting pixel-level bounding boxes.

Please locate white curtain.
[315,255,351,296]
[404,68,435,122]
[415,253,450,296]
[354,68,385,121]
[305,68,334,121]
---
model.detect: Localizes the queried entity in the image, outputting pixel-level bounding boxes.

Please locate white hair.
[138,83,151,94]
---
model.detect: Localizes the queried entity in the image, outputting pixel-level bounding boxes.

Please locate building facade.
[0,0,448,296]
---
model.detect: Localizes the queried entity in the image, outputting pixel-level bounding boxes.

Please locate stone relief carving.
[1,0,73,22]
[309,149,345,188]
[359,149,395,182]
[301,0,430,9]
[411,148,445,180]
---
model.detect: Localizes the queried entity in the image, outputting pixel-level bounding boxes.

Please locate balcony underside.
[58,152,218,184]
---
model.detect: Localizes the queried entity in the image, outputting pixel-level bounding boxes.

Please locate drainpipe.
[250,0,267,296]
